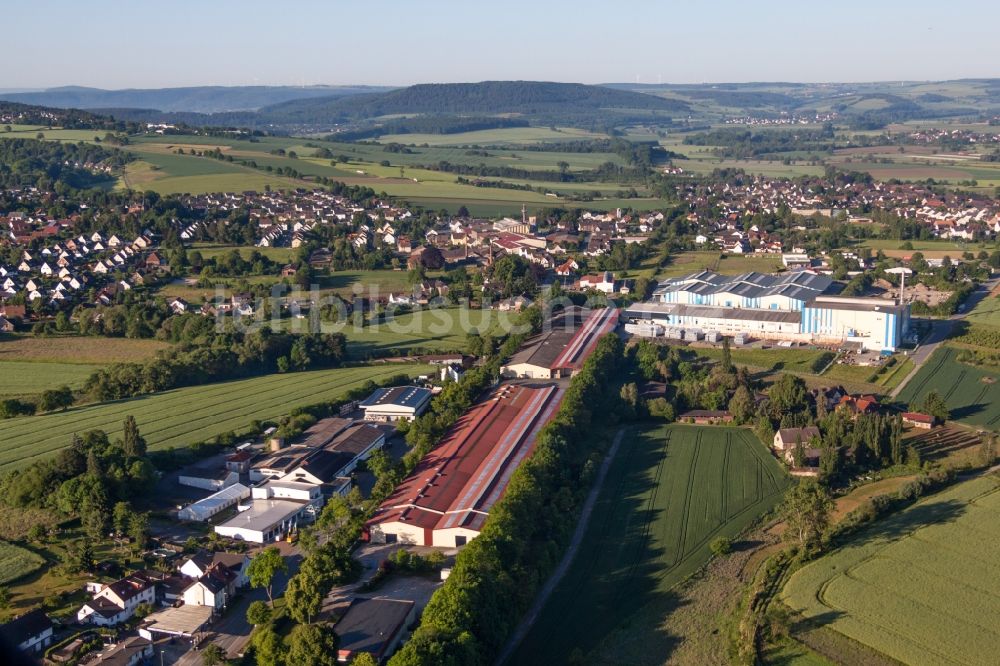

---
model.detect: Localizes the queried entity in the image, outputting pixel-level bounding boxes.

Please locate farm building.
[678,410,733,424]
[334,597,416,663]
[501,306,619,379]
[902,412,937,429]
[366,383,564,547]
[359,386,433,422]
[177,483,250,522]
[626,271,910,352]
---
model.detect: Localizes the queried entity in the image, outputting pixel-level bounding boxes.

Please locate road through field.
[497,428,624,666]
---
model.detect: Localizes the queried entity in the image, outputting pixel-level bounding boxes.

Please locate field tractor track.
[721,431,732,519]
[675,430,703,563]
[943,370,967,402]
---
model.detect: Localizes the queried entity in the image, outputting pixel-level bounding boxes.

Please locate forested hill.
[0,85,392,114]
[256,81,689,123]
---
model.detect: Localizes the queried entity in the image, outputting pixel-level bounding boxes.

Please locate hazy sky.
[5,0,998,89]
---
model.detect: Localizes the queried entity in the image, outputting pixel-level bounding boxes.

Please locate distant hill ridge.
[0,85,391,114]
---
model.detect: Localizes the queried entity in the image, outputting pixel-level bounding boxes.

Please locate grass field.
[0,360,100,398]
[276,306,518,358]
[655,251,785,279]
[966,293,1000,327]
[0,334,170,364]
[0,364,429,471]
[375,126,607,146]
[782,475,1000,666]
[0,541,45,585]
[514,424,790,664]
[894,346,1000,427]
[695,347,834,374]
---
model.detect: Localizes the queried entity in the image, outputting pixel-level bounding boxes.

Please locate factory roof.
[654,270,833,301]
[359,386,432,410]
[805,296,907,315]
[367,383,564,534]
[623,302,801,324]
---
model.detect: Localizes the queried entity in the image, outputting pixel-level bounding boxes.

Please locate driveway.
[167,543,302,665]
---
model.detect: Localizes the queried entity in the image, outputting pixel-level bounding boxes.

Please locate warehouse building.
[625,271,909,352]
[177,483,251,522]
[213,496,318,543]
[359,386,433,422]
[501,306,619,379]
[366,383,564,547]
[652,270,834,310]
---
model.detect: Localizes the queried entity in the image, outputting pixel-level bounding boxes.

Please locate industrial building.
[177,483,250,522]
[365,383,564,547]
[213,495,318,543]
[501,306,619,379]
[625,271,910,352]
[359,386,433,422]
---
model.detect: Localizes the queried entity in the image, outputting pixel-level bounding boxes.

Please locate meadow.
[0,361,100,398]
[513,424,790,664]
[782,475,1000,666]
[0,364,429,471]
[654,251,784,279]
[966,292,1000,327]
[894,346,1000,427]
[695,347,834,374]
[0,541,45,585]
[278,306,514,358]
[0,334,170,363]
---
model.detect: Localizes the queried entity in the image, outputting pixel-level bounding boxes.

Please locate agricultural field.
[694,346,834,374]
[0,541,45,585]
[0,334,170,364]
[895,346,1000,427]
[374,126,607,146]
[190,243,298,264]
[965,292,1000,328]
[654,251,784,279]
[782,475,1000,666]
[28,128,673,213]
[0,364,430,471]
[279,306,512,358]
[513,424,790,664]
[0,360,100,398]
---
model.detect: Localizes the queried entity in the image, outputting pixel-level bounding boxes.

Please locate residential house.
[77,575,157,626]
[0,609,53,655]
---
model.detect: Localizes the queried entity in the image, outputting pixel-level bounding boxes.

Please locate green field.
[0,541,45,585]
[375,126,607,146]
[782,475,1000,666]
[894,346,1000,427]
[966,292,1000,327]
[0,364,429,471]
[655,251,784,279]
[695,347,834,374]
[26,128,673,212]
[0,360,101,398]
[278,306,518,358]
[514,424,790,664]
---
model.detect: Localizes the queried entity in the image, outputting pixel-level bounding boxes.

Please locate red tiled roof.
[367,384,564,534]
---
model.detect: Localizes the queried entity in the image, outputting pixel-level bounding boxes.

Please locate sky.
[5,0,999,89]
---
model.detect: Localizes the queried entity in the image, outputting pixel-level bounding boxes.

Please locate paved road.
[168,543,302,665]
[891,276,1000,399]
[495,428,625,666]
